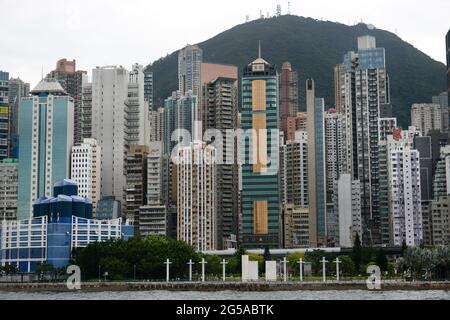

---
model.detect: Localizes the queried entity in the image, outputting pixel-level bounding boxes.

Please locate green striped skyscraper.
[240,45,280,248]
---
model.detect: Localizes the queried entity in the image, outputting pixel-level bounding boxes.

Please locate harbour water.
[0,290,449,300]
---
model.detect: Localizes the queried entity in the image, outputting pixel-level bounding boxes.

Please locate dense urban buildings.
[411,103,442,136]
[201,63,239,249]
[240,48,281,249]
[86,64,146,202]
[46,59,87,144]
[0,158,18,221]
[17,79,74,220]
[336,35,391,246]
[0,180,133,272]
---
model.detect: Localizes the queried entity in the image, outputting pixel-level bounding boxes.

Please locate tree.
[263,246,272,262]
[401,240,408,257]
[376,248,388,272]
[352,233,362,274]
[339,256,355,276]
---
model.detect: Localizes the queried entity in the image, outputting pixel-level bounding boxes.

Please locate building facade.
[279,62,298,139]
[336,35,390,246]
[177,142,216,251]
[387,128,423,247]
[70,138,101,215]
[240,49,281,248]
[0,159,18,221]
[8,78,30,159]
[178,45,203,96]
[411,103,442,137]
[47,59,87,144]
[17,79,74,220]
[0,71,9,160]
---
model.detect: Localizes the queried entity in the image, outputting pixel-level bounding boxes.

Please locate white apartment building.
[71,138,101,214]
[387,128,423,247]
[87,64,146,200]
[411,103,442,136]
[177,141,216,251]
[334,174,362,248]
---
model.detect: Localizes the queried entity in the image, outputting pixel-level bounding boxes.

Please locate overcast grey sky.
[1,0,449,87]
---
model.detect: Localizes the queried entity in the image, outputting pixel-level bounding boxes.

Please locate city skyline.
[1,0,449,87]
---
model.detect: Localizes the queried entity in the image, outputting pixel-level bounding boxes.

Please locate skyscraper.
[17,79,74,220]
[85,64,146,201]
[8,77,30,159]
[177,141,216,251]
[124,145,149,224]
[201,64,239,249]
[306,79,327,247]
[446,29,450,96]
[336,36,390,245]
[47,59,87,144]
[284,131,308,208]
[178,45,203,96]
[279,62,298,140]
[387,128,423,247]
[432,92,449,134]
[71,138,101,215]
[241,46,280,248]
[143,66,154,111]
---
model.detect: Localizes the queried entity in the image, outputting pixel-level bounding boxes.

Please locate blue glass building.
[0,180,133,273]
[17,79,74,220]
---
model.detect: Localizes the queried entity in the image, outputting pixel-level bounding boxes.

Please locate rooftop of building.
[31,78,67,95]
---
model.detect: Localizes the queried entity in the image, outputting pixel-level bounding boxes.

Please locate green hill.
[147,15,447,128]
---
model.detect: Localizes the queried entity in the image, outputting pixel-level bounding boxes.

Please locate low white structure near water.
[265,261,277,281]
[241,255,258,282]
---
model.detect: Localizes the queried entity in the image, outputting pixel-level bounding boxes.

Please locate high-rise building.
[47,59,87,144]
[324,109,344,198]
[306,79,327,247]
[284,131,308,207]
[70,138,101,215]
[279,62,298,139]
[336,36,390,245]
[0,158,18,221]
[432,92,449,134]
[240,47,281,248]
[387,128,423,247]
[430,196,450,246]
[143,66,154,111]
[177,141,216,251]
[149,107,164,143]
[283,204,309,248]
[85,64,146,201]
[17,79,74,220]
[411,103,442,136]
[286,112,307,142]
[446,29,450,97]
[8,77,30,159]
[124,145,149,224]
[0,71,10,160]
[334,174,362,248]
[138,141,167,236]
[201,66,239,249]
[178,45,203,96]
[433,145,450,198]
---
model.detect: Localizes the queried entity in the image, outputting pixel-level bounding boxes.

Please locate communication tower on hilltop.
[288,2,291,14]
[277,5,282,17]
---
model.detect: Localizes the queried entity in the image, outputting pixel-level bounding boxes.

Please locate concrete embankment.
[0,281,449,292]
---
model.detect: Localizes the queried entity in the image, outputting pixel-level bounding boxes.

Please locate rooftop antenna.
[41,65,44,80]
[258,40,262,59]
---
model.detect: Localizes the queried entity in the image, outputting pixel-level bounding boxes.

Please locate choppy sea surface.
[0,290,449,300]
